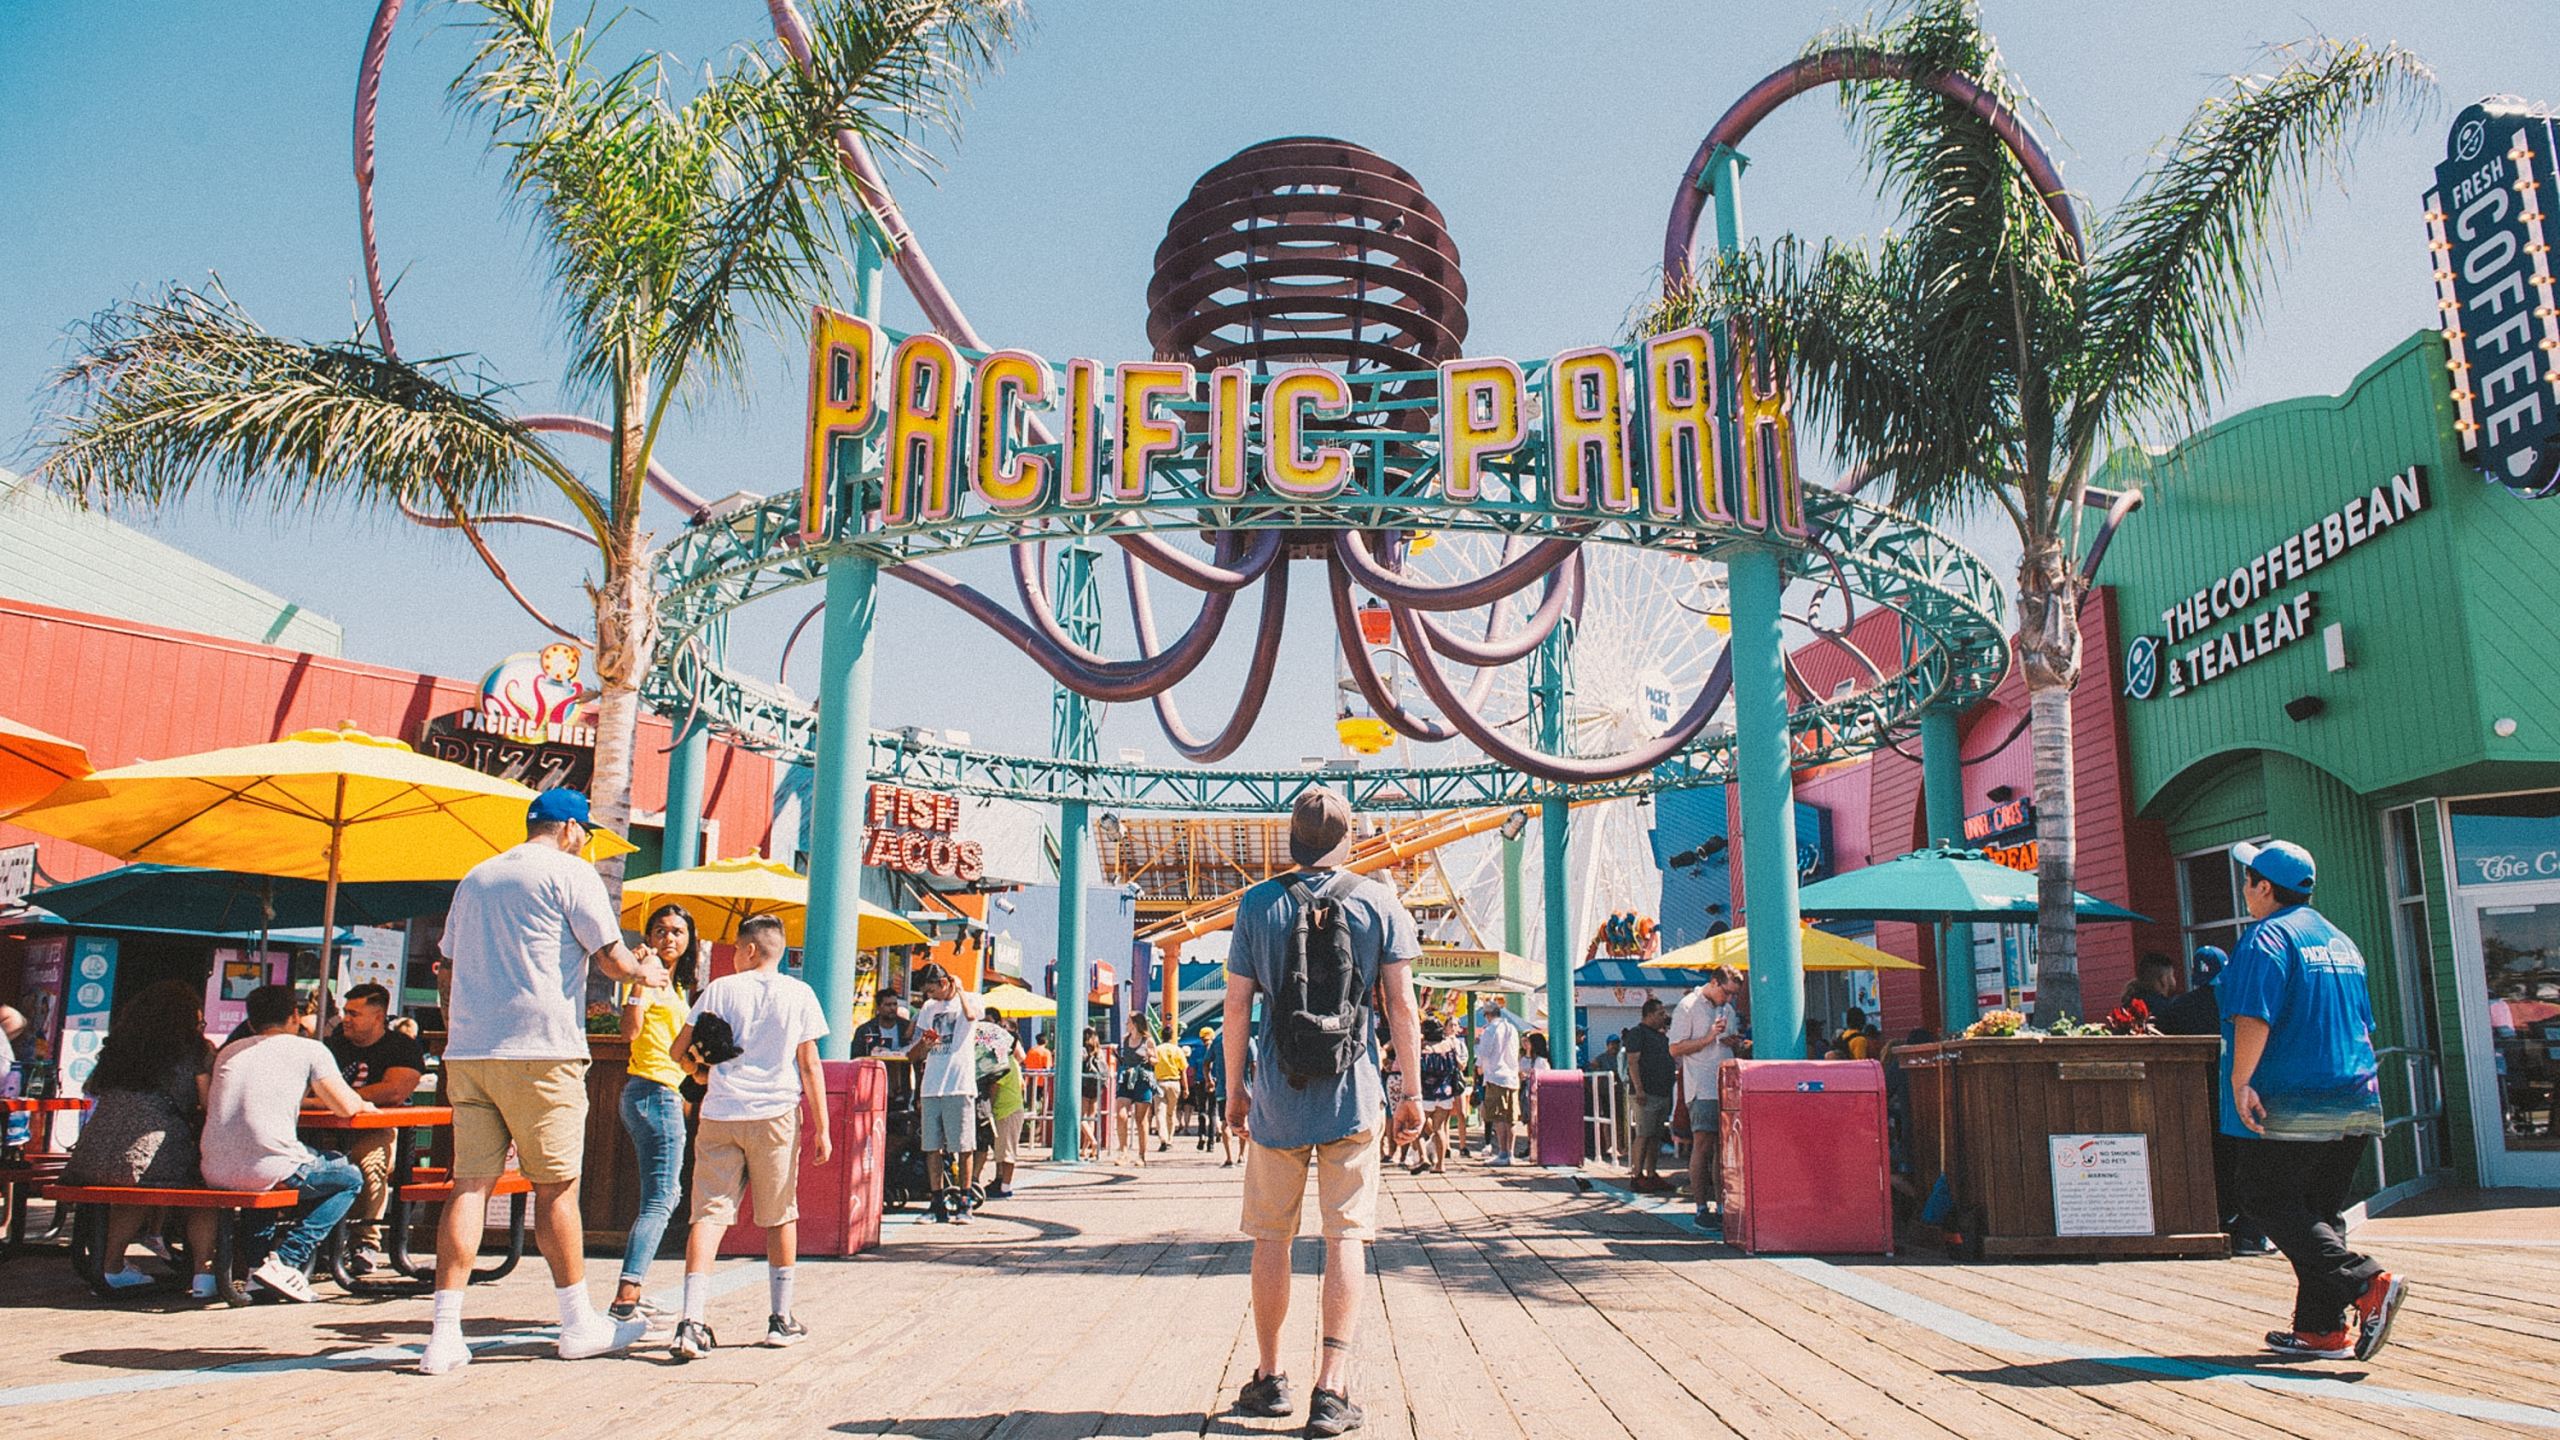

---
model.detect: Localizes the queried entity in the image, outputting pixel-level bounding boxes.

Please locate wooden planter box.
[1901,1036,2226,1259]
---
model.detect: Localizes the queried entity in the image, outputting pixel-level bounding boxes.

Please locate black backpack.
[1275,871,1369,1089]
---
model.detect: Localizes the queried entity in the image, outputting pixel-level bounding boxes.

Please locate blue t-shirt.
[2217,904,2383,1141]
[1225,868,1420,1149]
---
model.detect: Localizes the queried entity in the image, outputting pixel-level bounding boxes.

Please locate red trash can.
[720,1058,888,1257]
[1719,1059,1892,1255]
[1532,1068,1585,1167]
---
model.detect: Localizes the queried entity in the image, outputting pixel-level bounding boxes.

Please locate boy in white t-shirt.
[667,914,830,1360]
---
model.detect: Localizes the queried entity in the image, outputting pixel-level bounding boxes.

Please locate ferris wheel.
[1343,535,1735,964]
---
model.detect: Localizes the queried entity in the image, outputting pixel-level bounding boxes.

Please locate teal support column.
[1728,548,1804,1059]
[1704,143,1803,1058]
[1501,828,1530,1026]
[1052,800,1090,1162]
[1920,706,1977,1033]
[659,718,708,873]
[798,236,884,1054]
[1539,801,1573,1061]
[1048,544,1101,1163]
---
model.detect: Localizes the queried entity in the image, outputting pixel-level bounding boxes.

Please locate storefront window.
[2175,844,2254,961]
[2382,805,2448,1177]
[2446,793,2560,1168]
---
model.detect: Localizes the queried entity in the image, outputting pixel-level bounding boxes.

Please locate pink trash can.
[1533,1068,1585,1167]
[1719,1059,1893,1255]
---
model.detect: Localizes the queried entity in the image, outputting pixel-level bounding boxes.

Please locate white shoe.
[557,1311,648,1360]
[418,1330,473,1375]
[250,1256,318,1303]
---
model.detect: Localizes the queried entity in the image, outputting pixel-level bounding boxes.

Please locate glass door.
[2455,886,2560,1187]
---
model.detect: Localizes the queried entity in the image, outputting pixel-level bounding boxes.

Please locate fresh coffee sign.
[2426,101,2560,497]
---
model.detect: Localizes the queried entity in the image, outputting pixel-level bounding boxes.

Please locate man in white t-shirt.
[1668,965,1743,1227]
[907,962,982,1222]
[667,913,830,1360]
[202,984,374,1302]
[421,788,667,1376]
[1474,1000,1523,1167]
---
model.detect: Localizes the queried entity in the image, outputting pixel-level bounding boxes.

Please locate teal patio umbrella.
[1794,847,2149,925]
[28,864,456,936]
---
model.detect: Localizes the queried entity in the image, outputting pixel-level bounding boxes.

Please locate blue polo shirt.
[2217,904,2383,1141]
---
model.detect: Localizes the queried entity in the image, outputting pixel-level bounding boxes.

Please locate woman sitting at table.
[62,979,219,1298]
[609,902,703,1323]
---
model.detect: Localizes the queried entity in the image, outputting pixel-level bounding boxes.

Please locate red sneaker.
[2264,1329,2353,1360]
[2352,1272,2407,1360]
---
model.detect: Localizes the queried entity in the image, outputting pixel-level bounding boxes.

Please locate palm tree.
[1642,1,2428,1023]
[33,0,1018,889]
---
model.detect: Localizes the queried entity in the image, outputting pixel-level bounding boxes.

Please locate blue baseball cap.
[528,787,594,827]
[2190,945,2229,983]
[2232,839,2315,893]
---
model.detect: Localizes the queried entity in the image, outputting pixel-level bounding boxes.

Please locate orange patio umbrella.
[0,716,91,815]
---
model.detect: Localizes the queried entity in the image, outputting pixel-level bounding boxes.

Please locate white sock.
[682,1271,708,1323]
[556,1284,594,1330]
[769,1265,794,1318]
[431,1288,465,1338]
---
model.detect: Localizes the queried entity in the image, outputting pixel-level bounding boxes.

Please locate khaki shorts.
[446,1058,589,1184]
[1240,1130,1380,1242]
[693,1112,802,1228]
[1482,1083,1519,1126]
[992,1107,1026,1165]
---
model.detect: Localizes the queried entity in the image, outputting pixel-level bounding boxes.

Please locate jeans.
[619,1077,687,1284]
[2232,1134,2383,1333]
[268,1151,362,1270]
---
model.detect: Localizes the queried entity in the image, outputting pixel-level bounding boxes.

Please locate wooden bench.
[373,1168,533,1286]
[43,1183,301,1305]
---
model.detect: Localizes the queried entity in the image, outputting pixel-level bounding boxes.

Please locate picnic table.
[1,1098,91,1257]
[300,1104,527,1287]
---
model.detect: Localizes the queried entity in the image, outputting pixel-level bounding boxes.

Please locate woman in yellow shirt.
[1151,1033,1188,1152]
[609,902,701,1322]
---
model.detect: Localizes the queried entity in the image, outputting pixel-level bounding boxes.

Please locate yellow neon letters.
[800,305,881,539]
[969,349,1055,512]
[884,332,962,525]
[1059,359,1105,508]
[1204,364,1251,500]
[1113,362,1193,502]
[1263,366,1354,499]
[1438,357,1525,502]
[1642,328,1726,524]
[1544,347,1633,513]
[1730,326,1808,539]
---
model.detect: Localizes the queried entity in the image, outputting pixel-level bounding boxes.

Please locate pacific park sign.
[795,309,1814,546]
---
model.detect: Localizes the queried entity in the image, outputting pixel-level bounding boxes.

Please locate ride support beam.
[660,715,708,872]
[1920,706,1977,1033]
[801,238,885,1056]
[1502,828,1530,1030]
[1054,799,1090,1162]
[1540,798,1572,1063]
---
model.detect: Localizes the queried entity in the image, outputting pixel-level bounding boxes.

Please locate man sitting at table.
[201,983,375,1302]
[325,983,425,1275]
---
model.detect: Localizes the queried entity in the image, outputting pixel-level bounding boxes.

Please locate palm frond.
[2075,37,2433,446]
[34,282,570,523]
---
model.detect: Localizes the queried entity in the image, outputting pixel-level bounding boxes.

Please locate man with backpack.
[1223,789,1425,1438]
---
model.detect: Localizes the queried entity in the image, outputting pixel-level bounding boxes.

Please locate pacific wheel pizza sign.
[2426,101,2560,497]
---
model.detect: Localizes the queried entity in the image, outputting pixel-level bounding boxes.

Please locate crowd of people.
[16,774,2412,1413]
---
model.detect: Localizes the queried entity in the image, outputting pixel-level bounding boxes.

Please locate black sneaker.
[1236,1370,1292,1417]
[766,1313,808,1348]
[1306,1386,1364,1436]
[671,1318,716,1361]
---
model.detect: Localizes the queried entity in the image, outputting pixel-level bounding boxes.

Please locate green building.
[2104,331,2560,1198]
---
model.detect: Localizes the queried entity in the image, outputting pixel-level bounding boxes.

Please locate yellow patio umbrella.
[979,982,1056,1018]
[8,725,630,984]
[0,715,91,815]
[1640,925,1925,973]
[618,854,931,949]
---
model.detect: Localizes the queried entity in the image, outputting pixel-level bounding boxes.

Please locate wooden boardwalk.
[0,1148,2553,1438]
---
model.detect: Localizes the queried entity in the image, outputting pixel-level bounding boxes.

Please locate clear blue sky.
[0,2,2540,768]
